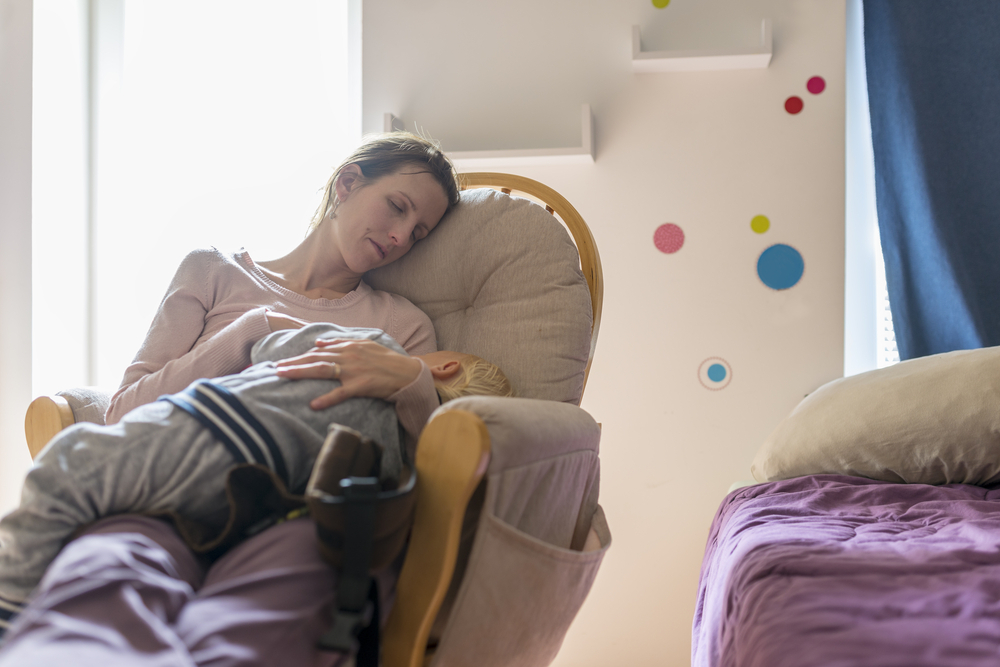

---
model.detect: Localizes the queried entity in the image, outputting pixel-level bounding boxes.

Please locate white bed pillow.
[752,345,1000,485]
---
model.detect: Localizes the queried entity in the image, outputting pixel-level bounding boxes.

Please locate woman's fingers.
[310,387,351,410]
[309,373,384,409]
[275,350,338,369]
[274,361,339,380]
[275,338,422,408]
[312,338,352,348]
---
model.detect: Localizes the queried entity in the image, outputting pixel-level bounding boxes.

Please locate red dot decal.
[654,223,685,254]
[807,76,826,94]
[785,96,803,114]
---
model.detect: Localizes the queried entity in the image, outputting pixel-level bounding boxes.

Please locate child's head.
[417,351,515,403]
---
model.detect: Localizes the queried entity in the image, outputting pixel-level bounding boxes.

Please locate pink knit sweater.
[106,248,440,441]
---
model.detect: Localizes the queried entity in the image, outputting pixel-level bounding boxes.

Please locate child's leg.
[0,515,204,664]
[0,401,233,610]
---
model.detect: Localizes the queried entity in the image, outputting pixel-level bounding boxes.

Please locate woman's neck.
[258,230,361,300]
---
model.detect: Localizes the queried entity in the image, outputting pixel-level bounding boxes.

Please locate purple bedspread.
[693,475,1000,667]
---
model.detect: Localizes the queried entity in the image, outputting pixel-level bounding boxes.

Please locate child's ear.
[428,360,462,382]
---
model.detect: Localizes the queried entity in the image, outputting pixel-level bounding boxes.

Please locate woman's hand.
[274,338,422,410]
[266,312,311,332]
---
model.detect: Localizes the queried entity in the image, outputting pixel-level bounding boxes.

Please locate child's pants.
[0,400,236,608]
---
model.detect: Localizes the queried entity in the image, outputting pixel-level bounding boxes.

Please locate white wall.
[365,1,845,664]
[0,0,35,515]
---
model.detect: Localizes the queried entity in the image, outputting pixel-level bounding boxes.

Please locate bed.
[692,345,1000,667]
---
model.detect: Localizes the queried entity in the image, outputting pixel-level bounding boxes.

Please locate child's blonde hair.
[435,355,515,403]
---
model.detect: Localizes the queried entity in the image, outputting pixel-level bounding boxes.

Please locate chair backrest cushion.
[366,187,593,405]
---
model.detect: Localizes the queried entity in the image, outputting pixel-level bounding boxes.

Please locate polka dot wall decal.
[699,357,733,390]
[652,0,670,7]
[751,215,770,234]
[807,76,826,94]
[757,243,805,290]
[654,223,685,254]
[785,96,804,114]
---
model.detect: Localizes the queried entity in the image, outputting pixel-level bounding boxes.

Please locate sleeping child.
[0,323,513,636]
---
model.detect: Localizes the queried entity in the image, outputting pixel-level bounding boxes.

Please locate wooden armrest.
[382,409,491,667]
[25,395,75,460]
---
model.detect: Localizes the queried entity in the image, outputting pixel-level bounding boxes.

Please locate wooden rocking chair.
[25,172,609,667]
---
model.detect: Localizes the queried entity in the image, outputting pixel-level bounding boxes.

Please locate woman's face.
[331,165,450,274]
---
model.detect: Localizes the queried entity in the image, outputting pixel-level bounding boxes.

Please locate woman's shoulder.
[174,247,252,277]
[359,283,436,354]
[360,282,424,315]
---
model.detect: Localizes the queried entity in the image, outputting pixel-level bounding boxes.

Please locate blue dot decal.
[698,357,733,390]
[757,243,804,290]
[707,364,727,382]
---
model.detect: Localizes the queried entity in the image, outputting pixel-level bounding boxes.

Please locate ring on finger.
[332,362,341,380]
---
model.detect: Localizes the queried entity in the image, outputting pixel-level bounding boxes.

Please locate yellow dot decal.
[751,215,770,234]
[652,0,670,7]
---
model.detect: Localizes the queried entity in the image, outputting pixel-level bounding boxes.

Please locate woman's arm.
[273,340,439,446]
[105,250,273,424]
[255,324,440,444]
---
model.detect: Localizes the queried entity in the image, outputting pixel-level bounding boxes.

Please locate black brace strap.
[309,425,417,663]
[317,476,381,665]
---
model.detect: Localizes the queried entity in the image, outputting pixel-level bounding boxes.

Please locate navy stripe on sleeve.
[193,381,290,486]
[160,394,252,466]
[159,380,288,487]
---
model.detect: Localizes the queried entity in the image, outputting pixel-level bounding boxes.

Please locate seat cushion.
[367,187,593,405]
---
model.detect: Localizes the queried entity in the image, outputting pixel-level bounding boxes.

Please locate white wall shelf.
[383,104,595,168]
[632,19,772,72]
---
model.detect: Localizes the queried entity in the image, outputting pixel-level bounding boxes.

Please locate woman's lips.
[369,239,386,259]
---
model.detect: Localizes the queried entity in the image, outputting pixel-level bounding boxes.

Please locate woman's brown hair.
[310,131,460,231]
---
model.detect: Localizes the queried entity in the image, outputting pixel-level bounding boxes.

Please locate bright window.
[874,236,900,368]
[33,0,360,395]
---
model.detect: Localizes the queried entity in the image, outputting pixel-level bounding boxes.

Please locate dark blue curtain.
[864,1,1000,359]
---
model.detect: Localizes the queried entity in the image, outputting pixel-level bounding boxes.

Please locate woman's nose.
[388,220,413,246]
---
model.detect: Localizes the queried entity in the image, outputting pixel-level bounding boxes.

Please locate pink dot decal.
[654,223,685,254]
[785,96,804,114]
[807,76,826,94]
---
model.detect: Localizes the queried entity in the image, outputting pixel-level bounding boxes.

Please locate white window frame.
[844,0,898,376]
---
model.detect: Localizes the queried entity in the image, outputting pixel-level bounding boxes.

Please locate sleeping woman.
[0,132,465,665]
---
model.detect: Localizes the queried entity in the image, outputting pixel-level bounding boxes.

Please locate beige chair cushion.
[752,346,1000,485]
[367,187,593,405]
[427,397,608,667]
[57,386,112,426]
